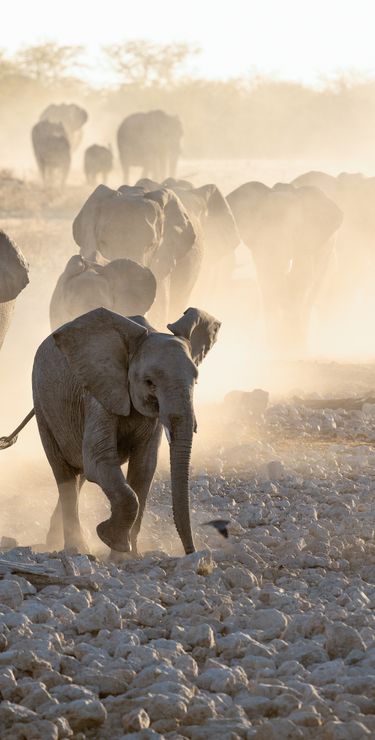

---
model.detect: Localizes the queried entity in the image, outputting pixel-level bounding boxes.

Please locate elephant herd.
[1,142,373,554]
[31,104,182,187]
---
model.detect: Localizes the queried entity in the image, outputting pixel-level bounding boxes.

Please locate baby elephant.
[31,307,221,556]
[84,144,113,185]
[49,254,156,331]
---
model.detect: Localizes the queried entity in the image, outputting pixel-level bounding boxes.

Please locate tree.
[104,39,200,87]
[15,42,84,85]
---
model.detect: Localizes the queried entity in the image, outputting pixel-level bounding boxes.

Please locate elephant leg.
[46,474,85,551]
[46,499,63,551]
[36,415,88,552]
[92,461,139,552]
[126,427,162,555]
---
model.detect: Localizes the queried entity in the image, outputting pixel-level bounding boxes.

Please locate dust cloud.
[1,58,375,552]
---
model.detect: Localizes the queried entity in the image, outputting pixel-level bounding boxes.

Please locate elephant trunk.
[166,405,195,554]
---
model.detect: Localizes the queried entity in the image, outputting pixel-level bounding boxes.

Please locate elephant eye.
[145,378,154,388]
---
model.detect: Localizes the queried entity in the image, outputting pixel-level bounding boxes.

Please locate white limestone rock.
[0,580,23,609]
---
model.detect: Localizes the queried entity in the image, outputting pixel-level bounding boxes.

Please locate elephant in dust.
[117,110,183,184]
[292,171,375,317]
[84,144,113,185]
[227,182,343,355]
[49,254,156,331]
[3,306,220,555]
[0,231,29,350]
[32,120,71,187]
[72,183,197,324]
[40,103,88,150]
[137,177,240,313]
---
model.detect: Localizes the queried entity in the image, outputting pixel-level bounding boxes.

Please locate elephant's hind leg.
[37,418,88,553]
[46,474,86,552]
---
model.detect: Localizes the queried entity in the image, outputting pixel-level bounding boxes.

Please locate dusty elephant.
[5,307,220,555]
[72,183,198,324]
[0,231,29,350]
[227,181,343,355]
[84,144,113,185]
[137,177,240,314]
[40,103,88,150]
[49,254,156,331]
[117,110,183,183]
[32,120,71,187]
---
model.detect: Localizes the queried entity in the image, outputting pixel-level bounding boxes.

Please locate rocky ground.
[1,397,375,738]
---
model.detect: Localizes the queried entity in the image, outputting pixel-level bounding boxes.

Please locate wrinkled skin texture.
[32,306,220,556]
[32,120,71,187]
[0,231,29,350]
[49,254,157,331]
[40,103,88,150]
[227,182,343,356]
[137,178,240,314]
[84,144,113,185]
[72,184,197,324]
[117,110,183,183]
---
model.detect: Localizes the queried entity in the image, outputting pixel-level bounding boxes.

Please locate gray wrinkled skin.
[32,307,220,557]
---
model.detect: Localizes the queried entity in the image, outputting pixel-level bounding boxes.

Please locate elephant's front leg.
[126,426,163,555]
[83,405,139,552]
[94,462,139,552]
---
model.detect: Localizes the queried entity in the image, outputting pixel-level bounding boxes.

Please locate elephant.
[0,231,29,350]
[72,183,198,324]
[40,103,88,150]
[32,120,71,187]
[291,171,375,329]
[16,306,221,555]
[117,110,183,184]
[49,254,156,331]
[84,144,113,185]
[227,182,343,355]
[137,177,240,313]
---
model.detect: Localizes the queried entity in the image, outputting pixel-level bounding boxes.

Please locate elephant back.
[0,231,29,303]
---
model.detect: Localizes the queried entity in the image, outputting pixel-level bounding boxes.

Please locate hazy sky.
[3,0,375,86]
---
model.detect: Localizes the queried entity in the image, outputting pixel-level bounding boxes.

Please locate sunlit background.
[3,0,375,86]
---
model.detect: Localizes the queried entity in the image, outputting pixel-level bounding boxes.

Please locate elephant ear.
[146,189,196,280]
[0,231,29,302]
[168,307,221,365]
[73,185,114,257]
[53,307,147,416]
[195,184,240,257]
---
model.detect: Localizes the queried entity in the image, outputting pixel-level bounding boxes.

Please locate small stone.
[122,708,150,732]
[0,580,23,609]
[74,601,121,633]
[185,623,215,649]
[326,622,366,658]
[223,566,258,590]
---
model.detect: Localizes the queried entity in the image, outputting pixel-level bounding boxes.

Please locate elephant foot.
[64,542,90,556]
[97,518,131,553]
[62,529,90,555]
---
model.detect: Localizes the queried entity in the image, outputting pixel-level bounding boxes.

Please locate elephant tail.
[0,409,35,450]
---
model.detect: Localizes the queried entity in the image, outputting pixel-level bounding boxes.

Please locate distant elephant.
[72,183,197,324]
[291,171,375,328]
[0,231,29,351]
[84,144,113,185]
[1,307,221,555]
[32,120,71,187]
[137,177,240,313]
[227,182,343,355]
[40,103,88,150]
[49,254,156,331]
[117,110,183,184]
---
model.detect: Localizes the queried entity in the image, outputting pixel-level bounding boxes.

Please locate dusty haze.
[1,44,375,552]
